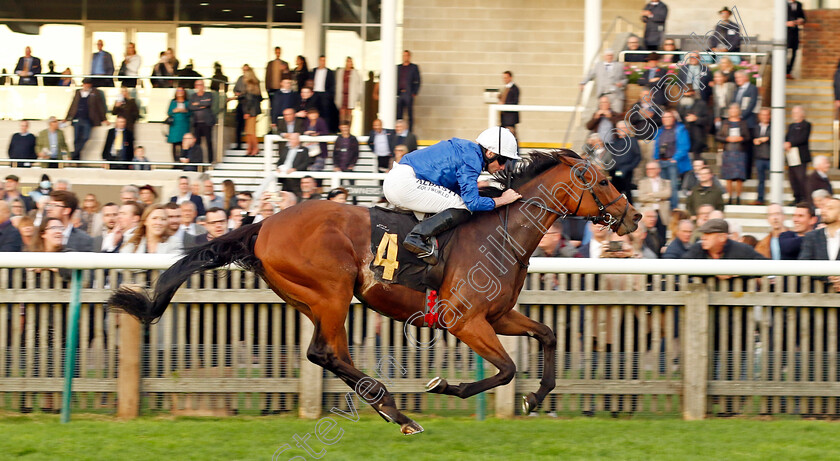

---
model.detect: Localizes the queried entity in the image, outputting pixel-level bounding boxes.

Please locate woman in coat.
[334,57,361,125]
[716,104,752,205]
[167,87,192,162]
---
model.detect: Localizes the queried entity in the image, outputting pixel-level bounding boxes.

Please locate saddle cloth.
[368,206,453,293]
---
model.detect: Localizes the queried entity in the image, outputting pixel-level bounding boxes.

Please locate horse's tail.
[108,221,265,324]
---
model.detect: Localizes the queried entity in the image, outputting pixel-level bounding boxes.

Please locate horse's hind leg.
[306,308,424,435]
[491,309,556,414]
[425,318,516,399]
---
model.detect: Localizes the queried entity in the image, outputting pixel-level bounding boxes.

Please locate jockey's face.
[484,149,507,173]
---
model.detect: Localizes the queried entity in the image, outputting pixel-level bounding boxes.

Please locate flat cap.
[698,218,729,234]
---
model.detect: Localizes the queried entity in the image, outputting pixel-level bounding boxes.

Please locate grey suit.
[580,61,628,113]
[799,228,840,261]
[66,228,93,252]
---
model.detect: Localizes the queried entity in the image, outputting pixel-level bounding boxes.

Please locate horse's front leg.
[491,309,556,414]
[425,318,516,399]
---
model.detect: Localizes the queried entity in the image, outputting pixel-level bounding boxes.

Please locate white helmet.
[476,127,520,160]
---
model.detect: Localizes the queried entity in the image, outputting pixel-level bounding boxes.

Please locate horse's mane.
[480,149,582,197]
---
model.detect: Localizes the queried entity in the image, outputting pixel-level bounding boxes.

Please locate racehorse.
[110,150,641,435]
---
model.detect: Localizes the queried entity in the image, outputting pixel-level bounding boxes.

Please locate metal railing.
[0,158,212,171]
[617,50,768,65]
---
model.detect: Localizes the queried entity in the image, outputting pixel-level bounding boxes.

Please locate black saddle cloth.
[368,207,455,293]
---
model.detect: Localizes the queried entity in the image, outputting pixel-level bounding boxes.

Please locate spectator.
[167,87,191,162]
[120,185,139,205]
[637,52,667,107]
[102,116,134,169]
[711,71,735,134]
[132,146,151,170]
[732,70,758,129]
[663,219,694,259]
[303,108,329,170]
[755,203,794,259]
[166,48,180,71]
[10,198,25,219]
[783,202,818,257]
[717,104,752,205]
[47,190,93,251]
[210,62,228,93]
[137,185,157,207]
[333,120,359,172]
[394,119,418,154]
[228,206,244,230]
[296,86,318,120]
[177,61,202,89]
[179,133,203,172]
[0,201,22,251]
[397,50,421,131]
[256,200,277,223]
[623,35,646,62]
[750,108,772,205]
[335,57,361,126]
[222,179,237,211]
[799,198,840,290]
[29,217,65,253]
[276,133,310,194]
[807,156,833,205]
[533,221,578,258]
[236,192,254,218]
[641,1,668,50]
[92,202,122,252]
[28,175,52,204]
[683,219,765,260]
[118,42,141,88]
[79,193,102,236]
[39,61,58,85]
[202,178,224,210]
[586,96,622,144]
[163,202,183,241]
[277,107,306,140]
[15,215,36,250]
[232,64,250,149]
[8,120,37,167]
[369,118,396,173]
[637,162,671,231]
[677,51,713,101]
[58,67,73,87]
[241,68,263,157]
[188,79,217,164]
[686,166,725,217]
[682,160,722,196]
[151,51,174,88]
[627,88,662,149]
[169,176,205,216]
[676,87,710,159]
[266,46,290,114]
[498,70,521,136]
[640,208,664,255]
[709,7,742,53]
[660,38,680,63]
[270,79,301,130]
[582,134,609,168]
[121,204,182,254]
[112,87,140,131]
[184,207,228,250]
[605,120,641,202]
[718,57,736,83]
[14,46,41,85]
[293,55,310,92]
[178,201,204,236]
[64,78,108,161]
[785,105,812,204]
[579,50,627,113]
[787,0,806,79]
[90,39,115,87]
[327,188,349,204]
[312,55,337,132]
[394,145,409,165]
[653,110,691,210]
[577,222,613,258]
[36,117,69,168]
[2,175,35,212]
[299,176,322,202]
[54,179,71,191]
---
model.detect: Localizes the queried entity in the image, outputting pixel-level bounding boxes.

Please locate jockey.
[383,126,522,264]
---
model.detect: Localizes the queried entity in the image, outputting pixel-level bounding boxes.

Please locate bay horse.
[110,150,640,435]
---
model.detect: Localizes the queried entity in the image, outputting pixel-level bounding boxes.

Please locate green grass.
[0,413,837,460]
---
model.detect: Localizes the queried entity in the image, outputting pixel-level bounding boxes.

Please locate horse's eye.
[599,179,608,186]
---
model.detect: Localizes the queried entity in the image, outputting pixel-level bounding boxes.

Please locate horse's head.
[499,150,641,236]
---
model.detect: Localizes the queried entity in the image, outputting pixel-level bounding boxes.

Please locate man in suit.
[90,39,115,87]
[807,156,833,203]
[752,108,772,205]
[14,46,41,86]
[36,117,69,167]
[732,70,758,129]
[169,175,206,217]
[636,53,668,108]
[102,116,134,170]
[270,79,301,130]
[266,47,290,121]
[641,1,668,50]
[47,190,93,252]
[184,207,228,250]
[799,198,840,289]
[709,7,743,52]
[637,161,672,229]
[394,119,418,154]
[397,50,421,132]
[311,56,337,132]
[276,108,306,143]
[178,201,205,238]
[605,120,641,202]
[676,87,710,159]
[368,119,396,172]
[178,133,204,173]
[188,79,217,164]
[785,105,812,204]
[579,50,628,113]
[92,202,122,252]
[787,0,807,78]
[499,70,520,136]
[276,133,311,195]
[623,36,646,62]
[64,78,108,160]
[0,201,22,252]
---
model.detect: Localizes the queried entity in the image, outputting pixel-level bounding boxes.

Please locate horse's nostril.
[633,213,643,221]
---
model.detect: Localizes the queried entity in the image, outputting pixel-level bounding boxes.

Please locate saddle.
[368,206,453,294]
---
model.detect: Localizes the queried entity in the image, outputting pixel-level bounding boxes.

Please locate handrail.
[1,253,838,277]
[0,158,211,170]
[0,73,228,84]
[618,50,768,65]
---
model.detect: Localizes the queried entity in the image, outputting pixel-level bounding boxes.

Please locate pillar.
[379,0,397,130]
[769,0,788,205]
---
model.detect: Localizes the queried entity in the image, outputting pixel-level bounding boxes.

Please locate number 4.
[374,233,400,281]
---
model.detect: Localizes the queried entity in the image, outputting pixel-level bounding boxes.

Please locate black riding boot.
[403,208,472,265]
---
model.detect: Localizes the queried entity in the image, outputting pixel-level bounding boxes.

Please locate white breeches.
[383,163,467,214]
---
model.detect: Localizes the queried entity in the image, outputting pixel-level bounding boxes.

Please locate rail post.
[683,283,710,420]
[60,269,82,423]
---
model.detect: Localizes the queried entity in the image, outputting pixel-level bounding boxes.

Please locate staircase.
[785,79,835,155]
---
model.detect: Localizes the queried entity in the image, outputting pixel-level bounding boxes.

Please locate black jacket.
[799,228,840,261]
[682,239,766,260]
[0,220,22,251]
[102,128,135,167]
[785,120,812,164]
[396,63,421,95]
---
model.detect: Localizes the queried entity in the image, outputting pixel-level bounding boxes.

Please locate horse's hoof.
[425,376,447,393]
[401,421,425,435]
[522,393,539,414]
